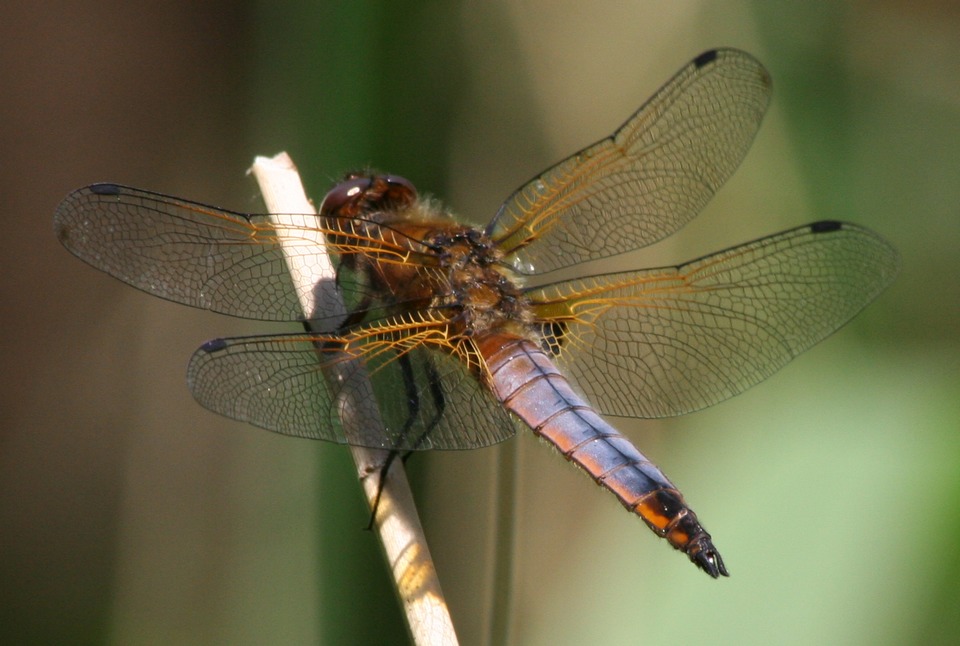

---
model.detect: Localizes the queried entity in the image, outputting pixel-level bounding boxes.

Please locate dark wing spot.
[693,49,718,69]
[199,338,229,353]
[810,220,843,234]
[540,321,568,356]
[89,183,121,196]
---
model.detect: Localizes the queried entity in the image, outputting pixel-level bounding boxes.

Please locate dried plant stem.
[250,152,458,646]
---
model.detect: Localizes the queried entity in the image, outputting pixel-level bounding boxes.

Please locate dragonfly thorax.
[426,224,534,337]
[320,173,535,339]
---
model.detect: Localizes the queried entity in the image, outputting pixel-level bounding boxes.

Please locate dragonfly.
[54,49,899,578]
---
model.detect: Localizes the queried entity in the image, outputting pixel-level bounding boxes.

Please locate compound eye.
[381,175,417,208]
[319,176,372,215]
[319,173,419,217]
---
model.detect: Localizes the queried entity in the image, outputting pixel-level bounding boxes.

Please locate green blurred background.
[2,1,957,644]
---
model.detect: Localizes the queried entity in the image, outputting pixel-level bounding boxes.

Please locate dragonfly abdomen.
[479,333,728,578]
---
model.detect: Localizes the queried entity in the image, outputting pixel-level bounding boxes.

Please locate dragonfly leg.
[366,351,423,528]
[404,357,446,455]
[366,450,402,530]
[366,354,446,528]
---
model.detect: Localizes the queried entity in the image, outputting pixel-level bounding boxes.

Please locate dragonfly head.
[320,172,418,219]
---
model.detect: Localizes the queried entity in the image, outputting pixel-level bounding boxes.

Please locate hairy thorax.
[318,173,534,342]
[422,222,534,338]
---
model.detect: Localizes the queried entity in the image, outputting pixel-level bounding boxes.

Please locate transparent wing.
[53,184,306,320]
[187,315,518,450]
[488,48,772,274]
[526,222,900,418]
[53,183,429,325]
